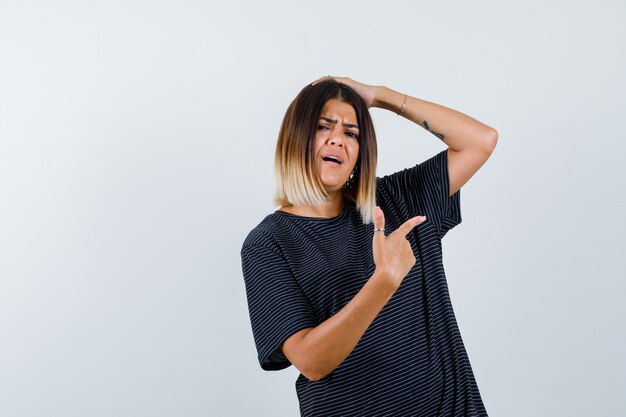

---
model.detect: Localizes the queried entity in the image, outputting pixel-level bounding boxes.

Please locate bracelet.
[397,93,407,116]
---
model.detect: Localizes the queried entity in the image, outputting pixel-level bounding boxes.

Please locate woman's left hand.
[311,76,379,108]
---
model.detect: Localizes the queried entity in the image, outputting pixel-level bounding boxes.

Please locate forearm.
[372,86,497,153]
[283,269,397,381]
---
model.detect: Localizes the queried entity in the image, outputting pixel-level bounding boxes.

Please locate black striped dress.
[241,150,488,416]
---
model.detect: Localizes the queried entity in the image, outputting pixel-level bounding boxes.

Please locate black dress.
[241,150,488,416]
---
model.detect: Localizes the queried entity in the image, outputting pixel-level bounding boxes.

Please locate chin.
[319,182,343,194]
[321,178,346,191]
[318,170,350,194]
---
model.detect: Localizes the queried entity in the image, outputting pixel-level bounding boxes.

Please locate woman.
[241,76,497,416]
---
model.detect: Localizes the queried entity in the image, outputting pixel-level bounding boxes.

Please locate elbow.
[463,127,498,156]
[483,127,498,154]
[302,370,330,382]
[298,362,332,382]
[302,371,323,382]
[283,329,329,381]
[470,127,498,157]
[282,328,336,381]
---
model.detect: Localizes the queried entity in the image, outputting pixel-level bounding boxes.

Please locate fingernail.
[375,206,382,218]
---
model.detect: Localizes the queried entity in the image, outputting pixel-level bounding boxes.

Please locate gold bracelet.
[397,94,407,116]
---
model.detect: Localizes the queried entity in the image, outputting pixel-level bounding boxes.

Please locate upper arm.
[447,129,498,196]
[241,242,317,371]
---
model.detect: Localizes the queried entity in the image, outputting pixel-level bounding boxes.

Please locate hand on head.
[311,75,378,108]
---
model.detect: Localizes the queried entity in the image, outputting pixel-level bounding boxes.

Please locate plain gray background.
[1,0,625,416]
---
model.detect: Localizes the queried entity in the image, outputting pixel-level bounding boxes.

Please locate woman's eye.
[346,131,359,139]
[318,124,330,130]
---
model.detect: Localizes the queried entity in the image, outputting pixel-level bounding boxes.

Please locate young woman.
[241,76,497,416]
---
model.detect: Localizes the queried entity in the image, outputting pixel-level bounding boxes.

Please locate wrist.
[370,86,388,109]
[370,267,400,295]
[372,86,405,114]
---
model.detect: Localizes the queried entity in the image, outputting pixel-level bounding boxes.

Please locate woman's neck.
[280,193,345,218]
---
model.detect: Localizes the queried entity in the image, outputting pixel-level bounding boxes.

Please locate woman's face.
[314,98,360,195]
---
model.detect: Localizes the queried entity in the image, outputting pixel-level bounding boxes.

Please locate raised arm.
[374,86,498,196]
[314,76,498,196]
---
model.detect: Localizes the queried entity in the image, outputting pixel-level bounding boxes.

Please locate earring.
[344,170,356,189]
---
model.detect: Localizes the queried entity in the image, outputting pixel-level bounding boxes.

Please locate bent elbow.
[302,368,330,382]
[302,371,322,382]
[282,328,338,382]
[297,361,332,382]
[467,127,498,156]
[484,128,498,154]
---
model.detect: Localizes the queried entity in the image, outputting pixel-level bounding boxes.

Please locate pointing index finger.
[396,215,427,237]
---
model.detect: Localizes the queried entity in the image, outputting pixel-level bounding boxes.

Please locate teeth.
[324,156,341,164]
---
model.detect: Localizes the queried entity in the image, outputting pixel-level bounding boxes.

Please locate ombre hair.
[274,80,377,224]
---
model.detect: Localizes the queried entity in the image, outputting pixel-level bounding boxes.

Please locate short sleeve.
[379,149,462,238]
[241,241,317,371]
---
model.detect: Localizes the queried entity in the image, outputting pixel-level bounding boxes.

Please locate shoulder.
[377,150,448,185]
[241,212,283,253]
[375,150,450,200]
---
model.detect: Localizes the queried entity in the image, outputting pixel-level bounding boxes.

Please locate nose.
[327,126,344,147]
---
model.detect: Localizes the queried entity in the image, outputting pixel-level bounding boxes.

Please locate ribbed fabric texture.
[241,150,487,416]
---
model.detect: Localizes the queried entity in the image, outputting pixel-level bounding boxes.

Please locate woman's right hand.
[281,206,426,381]
[372,206,426,289]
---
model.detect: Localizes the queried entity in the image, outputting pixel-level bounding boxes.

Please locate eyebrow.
[320,117,359,130]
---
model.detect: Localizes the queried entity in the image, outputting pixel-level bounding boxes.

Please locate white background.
[1,1,625,416]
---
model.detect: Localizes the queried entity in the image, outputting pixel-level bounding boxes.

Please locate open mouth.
[322,155,342,165]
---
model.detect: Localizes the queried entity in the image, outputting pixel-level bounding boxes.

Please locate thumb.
[373,206,385,240]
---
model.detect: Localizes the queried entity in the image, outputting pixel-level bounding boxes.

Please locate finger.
[395,215,427,237]
[372,206,386,242]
